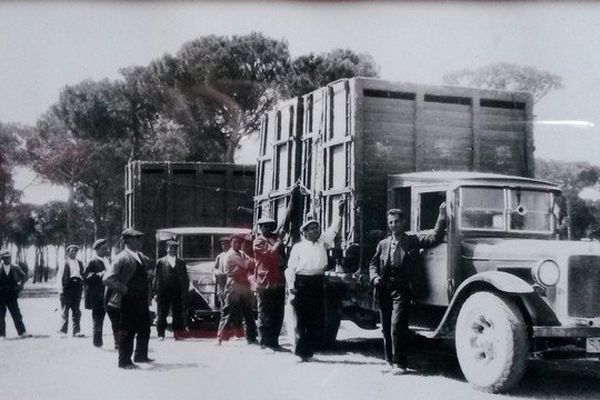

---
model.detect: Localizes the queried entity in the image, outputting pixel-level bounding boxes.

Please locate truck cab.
[328,171,600,392]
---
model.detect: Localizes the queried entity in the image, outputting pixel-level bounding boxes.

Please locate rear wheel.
[455,292,528,393]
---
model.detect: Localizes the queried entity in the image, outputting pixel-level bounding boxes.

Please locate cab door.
[411,186,450,307]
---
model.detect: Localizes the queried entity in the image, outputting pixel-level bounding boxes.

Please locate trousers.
[0,296,26,336]
[378,285,411,368]
[292,275,324,359]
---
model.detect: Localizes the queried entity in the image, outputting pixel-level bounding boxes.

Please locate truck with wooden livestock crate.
[255,77,600,393]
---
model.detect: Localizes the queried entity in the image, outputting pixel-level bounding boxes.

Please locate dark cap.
[121,228,144,238]
[92,238,108,250]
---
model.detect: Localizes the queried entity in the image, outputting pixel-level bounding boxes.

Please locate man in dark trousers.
[369,203,446,375]
[103,228,154,369]
[253,218,286,350]
[216,234,257,345]
[285,199,345,362]
[58,245,85,337]
[0,249,31,339]
[83,238,110,347]
[154,240,189,341]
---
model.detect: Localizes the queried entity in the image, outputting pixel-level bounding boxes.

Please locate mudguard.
[420,271,559,339]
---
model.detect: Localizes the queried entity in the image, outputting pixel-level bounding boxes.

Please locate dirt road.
[1,294,599,400]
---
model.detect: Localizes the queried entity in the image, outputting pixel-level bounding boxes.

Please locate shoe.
[381,363,394,374]
[19,332,32,338]
[133,357,155,363]
[391,364,407,375]
[158,337,165,341]
[118,363,139,369]
[57,330,67,337]
[216,339,223,346]
[73,332,85,338]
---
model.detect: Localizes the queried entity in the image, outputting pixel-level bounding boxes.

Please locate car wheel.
[455,292,528,393]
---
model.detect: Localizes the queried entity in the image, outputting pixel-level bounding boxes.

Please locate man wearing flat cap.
[0,249,31,339]
[285,198,346,362]
[369,204,446,375]
[58,245,85,337]
[103,228,154,368]
[154,240,189,341]
[253,217,287,350]
[83,238,110,347]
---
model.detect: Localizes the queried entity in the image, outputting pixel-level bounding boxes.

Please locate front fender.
[421,271,559,339]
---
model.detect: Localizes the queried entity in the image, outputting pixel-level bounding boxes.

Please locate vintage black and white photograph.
[1,1,599,399]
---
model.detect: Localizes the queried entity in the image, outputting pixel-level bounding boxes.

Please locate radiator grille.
[568,256,600,318]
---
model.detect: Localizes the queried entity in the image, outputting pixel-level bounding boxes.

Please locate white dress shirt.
[2,262,10,276]
[166,255,176,268]
[285,218,340,289]
[67,259,82,279]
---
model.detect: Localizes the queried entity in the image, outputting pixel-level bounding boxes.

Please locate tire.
[455,292,528,393]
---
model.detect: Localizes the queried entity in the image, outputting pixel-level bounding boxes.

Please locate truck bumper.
[532,326,600,338]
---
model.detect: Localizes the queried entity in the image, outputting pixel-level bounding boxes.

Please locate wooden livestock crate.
[125,161,255,257]
[257,77,534,268]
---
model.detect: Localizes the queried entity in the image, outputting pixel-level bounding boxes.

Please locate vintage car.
[155,227,252,335]
[325,171,600,392]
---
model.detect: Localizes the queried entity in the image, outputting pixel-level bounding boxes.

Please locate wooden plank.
[479,107,526,119]
[363,111,415,123]
[420,125,472,138]
[422,101,471,113]
[363,121,415,134]
[480,129,527,141]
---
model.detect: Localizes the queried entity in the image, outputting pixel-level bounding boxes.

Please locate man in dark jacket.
[369,203,446,375]
[154,240,189,341]
[0,249,31,339]
[103,229,154,369]
[58,245,85,337]
[253,218,286,350]
[83,238,110,347]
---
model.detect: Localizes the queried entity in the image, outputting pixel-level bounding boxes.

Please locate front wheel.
[455,292,528,393]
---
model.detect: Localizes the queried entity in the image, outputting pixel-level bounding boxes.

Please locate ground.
[1,283,599,400]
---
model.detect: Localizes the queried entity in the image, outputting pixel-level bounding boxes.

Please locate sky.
[1,1,600,203]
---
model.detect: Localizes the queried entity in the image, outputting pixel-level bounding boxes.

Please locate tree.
[536,158,600,239]
[0,122,25,247]
[287,48,380,97]
[443,63,563,103]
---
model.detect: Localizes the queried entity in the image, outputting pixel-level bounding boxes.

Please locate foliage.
[443,63,563,103]
[536,158,600,239]
[0,123,25,246]
[286,48,380,97]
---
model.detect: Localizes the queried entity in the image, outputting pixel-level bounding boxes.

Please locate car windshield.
[460,187,553,233]
[181,235,229,260]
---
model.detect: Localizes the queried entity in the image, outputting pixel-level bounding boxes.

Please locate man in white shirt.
[285,198,345,361]
[58,245,85,337]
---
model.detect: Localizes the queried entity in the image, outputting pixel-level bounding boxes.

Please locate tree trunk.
[67,184,75,244]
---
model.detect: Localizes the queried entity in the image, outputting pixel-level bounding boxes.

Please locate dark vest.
[0,267,19,298]
[62,260,84,287]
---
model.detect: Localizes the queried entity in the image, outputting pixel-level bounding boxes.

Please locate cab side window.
[419,191,446,230]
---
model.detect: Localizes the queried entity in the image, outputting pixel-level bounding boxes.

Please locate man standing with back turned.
[369,203,446,375]
[104,228,154,369]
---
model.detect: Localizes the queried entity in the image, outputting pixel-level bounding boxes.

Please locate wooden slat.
[422,101,471,113]
[479,107,526,119]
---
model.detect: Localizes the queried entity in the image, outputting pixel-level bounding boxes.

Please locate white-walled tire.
[455,292,528,393]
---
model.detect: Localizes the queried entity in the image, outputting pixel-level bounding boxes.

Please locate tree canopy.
[443,62,563,103]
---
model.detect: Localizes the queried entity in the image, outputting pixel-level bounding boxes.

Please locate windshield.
[460,187,554,233]
[181,235,225,260]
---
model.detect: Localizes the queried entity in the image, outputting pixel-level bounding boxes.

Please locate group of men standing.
[54,228,189,369]
[1,196,448,374]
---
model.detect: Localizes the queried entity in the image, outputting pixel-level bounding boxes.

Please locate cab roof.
[156,227,251,240]
[388,171,560,191]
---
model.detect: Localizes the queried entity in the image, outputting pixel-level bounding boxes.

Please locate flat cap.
[66,244,80,252]
[92,238,108,250]
[257,217,277,226]
[0,249,10,258]
[300,217,320,232]
[230,233,248,241]
[165,240,180,247]
[121,228,144,238]
[218,236,231,243]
